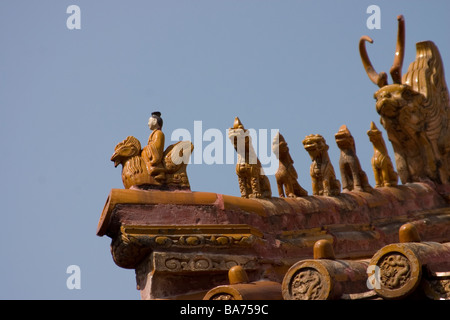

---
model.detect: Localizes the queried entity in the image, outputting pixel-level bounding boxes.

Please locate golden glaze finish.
[369,223,450,299]
[313,239,336,260]
[399,223,421,243]
[367,121,398,187]
[335,125,373,193]
[359,15,405,87]
[302,134,341,196]
[96,188,219,236]
[273,132,308,198]
[111,112,193,189]
[360,16,450,185]
[228,266,249,285]
[228,117,271,198]
[203,266,282,300]
[282,241,370,300]
[203,281,283,300]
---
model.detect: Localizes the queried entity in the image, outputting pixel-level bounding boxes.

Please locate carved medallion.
[378,253,411,289]
[289,268,325,300]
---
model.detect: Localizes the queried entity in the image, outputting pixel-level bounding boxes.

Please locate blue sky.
[0,0,449,299]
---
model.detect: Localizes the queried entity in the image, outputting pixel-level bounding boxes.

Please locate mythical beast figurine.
[359,15,450,184]
[367,121,398,188]
[302,134,341,196]
[111,112,193,189]
[272,132,308,198]
[335,125,372,193]
[228,117,272,198]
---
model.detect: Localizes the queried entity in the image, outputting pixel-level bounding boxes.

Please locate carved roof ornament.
[228,117,272,199]
[111,112,193,190]
[367,121,398,188]
[302,134,341,196]
[359,15,405,88]
[335,125,373,193]
[359,15,450,185]
[272,132,308,198]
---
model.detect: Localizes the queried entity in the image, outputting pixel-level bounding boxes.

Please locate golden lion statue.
[302,134,340,196]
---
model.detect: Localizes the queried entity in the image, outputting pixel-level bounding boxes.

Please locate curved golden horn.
[390,15,405,84]
[359,35,388,87]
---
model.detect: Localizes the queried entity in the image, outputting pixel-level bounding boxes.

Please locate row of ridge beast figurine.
[111,15,450,198]
[112,110,395,198]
